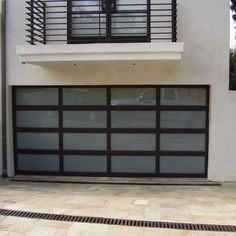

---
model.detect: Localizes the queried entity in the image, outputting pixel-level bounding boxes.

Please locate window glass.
[18,154,59,172]
[112,156,155,173]
[111,88,156,106]
[17,133,59,150]
[111,133,155,151]
[64,133,107,150]
[16,88,58,105]
[161,88,207,106]
[160,134,205,151]
[64,111,107,128]
[63,88,106,105]
[16,111,59,128]
[160,156,205,174]
[64,155,107,172]
[111,111,156,128]
[160,111,206,129]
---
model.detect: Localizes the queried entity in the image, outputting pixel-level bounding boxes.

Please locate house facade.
[1,0,235,181]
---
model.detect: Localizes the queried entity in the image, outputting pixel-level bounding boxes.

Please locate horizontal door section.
[13,86,209,177]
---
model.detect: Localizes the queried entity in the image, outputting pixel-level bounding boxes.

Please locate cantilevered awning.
[16,42,184,66]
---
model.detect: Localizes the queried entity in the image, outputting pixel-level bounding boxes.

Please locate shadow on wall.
[230,49,236,90]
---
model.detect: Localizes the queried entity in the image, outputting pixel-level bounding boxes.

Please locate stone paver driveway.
[0,179,235,235]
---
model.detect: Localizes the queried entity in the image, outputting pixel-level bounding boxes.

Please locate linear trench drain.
[0,209,235,232]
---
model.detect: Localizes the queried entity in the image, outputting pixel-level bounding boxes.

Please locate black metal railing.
[26,0,177,45]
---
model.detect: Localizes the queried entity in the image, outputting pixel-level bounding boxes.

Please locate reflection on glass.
[64,111,107,128]
[16,88,58,105]
[160,134,205,151]
[112,0,147,36]
[71,0,106,38]
[17,111,59,128]
[18,154,59,171]
[160,111,206,128]
[111,111,156,128]
[17,133,59,150]
[111,88,156,106]
[161,88,206,106]
[111,156,155,173]
[63,88,106,105]
[160,156,205,174]
[64,155,107,172]
[111,133,155,151]
[64,133,107,150]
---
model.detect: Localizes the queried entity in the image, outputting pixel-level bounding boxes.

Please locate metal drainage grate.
[0,208,235,232]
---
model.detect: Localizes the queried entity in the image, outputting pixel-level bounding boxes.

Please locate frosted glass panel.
[63,88,106,105]
[64,155,107,172]
[111,134,155,151]
[111,111,155,128]
[160,111,206,128]
[64,133,106,150]
[64,111,106,128]
[160,156,205,174]
[18,154,59,171]
[17,133,59,150]
[112,156,155,173]
[161,88,206,106]
[16,88,58,105]
[16,111,59,128]
[111,88,156,106]
[160,134,205,151]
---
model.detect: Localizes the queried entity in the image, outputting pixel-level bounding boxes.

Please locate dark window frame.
[13,85,209,178]
[67,0,151,44]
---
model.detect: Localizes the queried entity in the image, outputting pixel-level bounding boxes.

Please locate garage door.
[13,86,209,177]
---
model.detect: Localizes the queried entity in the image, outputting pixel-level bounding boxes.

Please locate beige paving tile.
[67,223,109,236]
[0,216,38,233]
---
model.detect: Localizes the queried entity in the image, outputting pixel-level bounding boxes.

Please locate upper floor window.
[67,0,150,44]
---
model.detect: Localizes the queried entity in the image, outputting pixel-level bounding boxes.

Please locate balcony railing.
[26,0,177,45]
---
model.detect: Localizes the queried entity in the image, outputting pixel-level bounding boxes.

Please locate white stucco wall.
[5,0,236,181]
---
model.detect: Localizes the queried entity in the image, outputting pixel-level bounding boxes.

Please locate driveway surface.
[0,179,235,235]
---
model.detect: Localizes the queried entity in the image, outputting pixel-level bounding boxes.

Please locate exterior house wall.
[5,0,236,180]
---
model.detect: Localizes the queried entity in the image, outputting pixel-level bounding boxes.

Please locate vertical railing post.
[43,2,46,44]
[171,0,177,42]
[30,0,34,45]
[147,0,151,42]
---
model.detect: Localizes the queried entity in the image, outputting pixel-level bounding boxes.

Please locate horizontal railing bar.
[26,28,44,34]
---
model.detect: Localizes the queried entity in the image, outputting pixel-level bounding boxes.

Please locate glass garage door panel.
[16,111,59,128]
[160,111,206,129]
[160,156,205,174]
[64,155,107,172]
[111,88,156,106]
[17,133,59,150]
[16,88,58,105]
[64,111,107,128]
[64,133,107,150]
[18,154,59,172]
[160,88,207,106]
[111,111,156,128]
[63,88,106,105]
[160,134,205,151]
[111,134,156,151]
[111,156,156,173]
